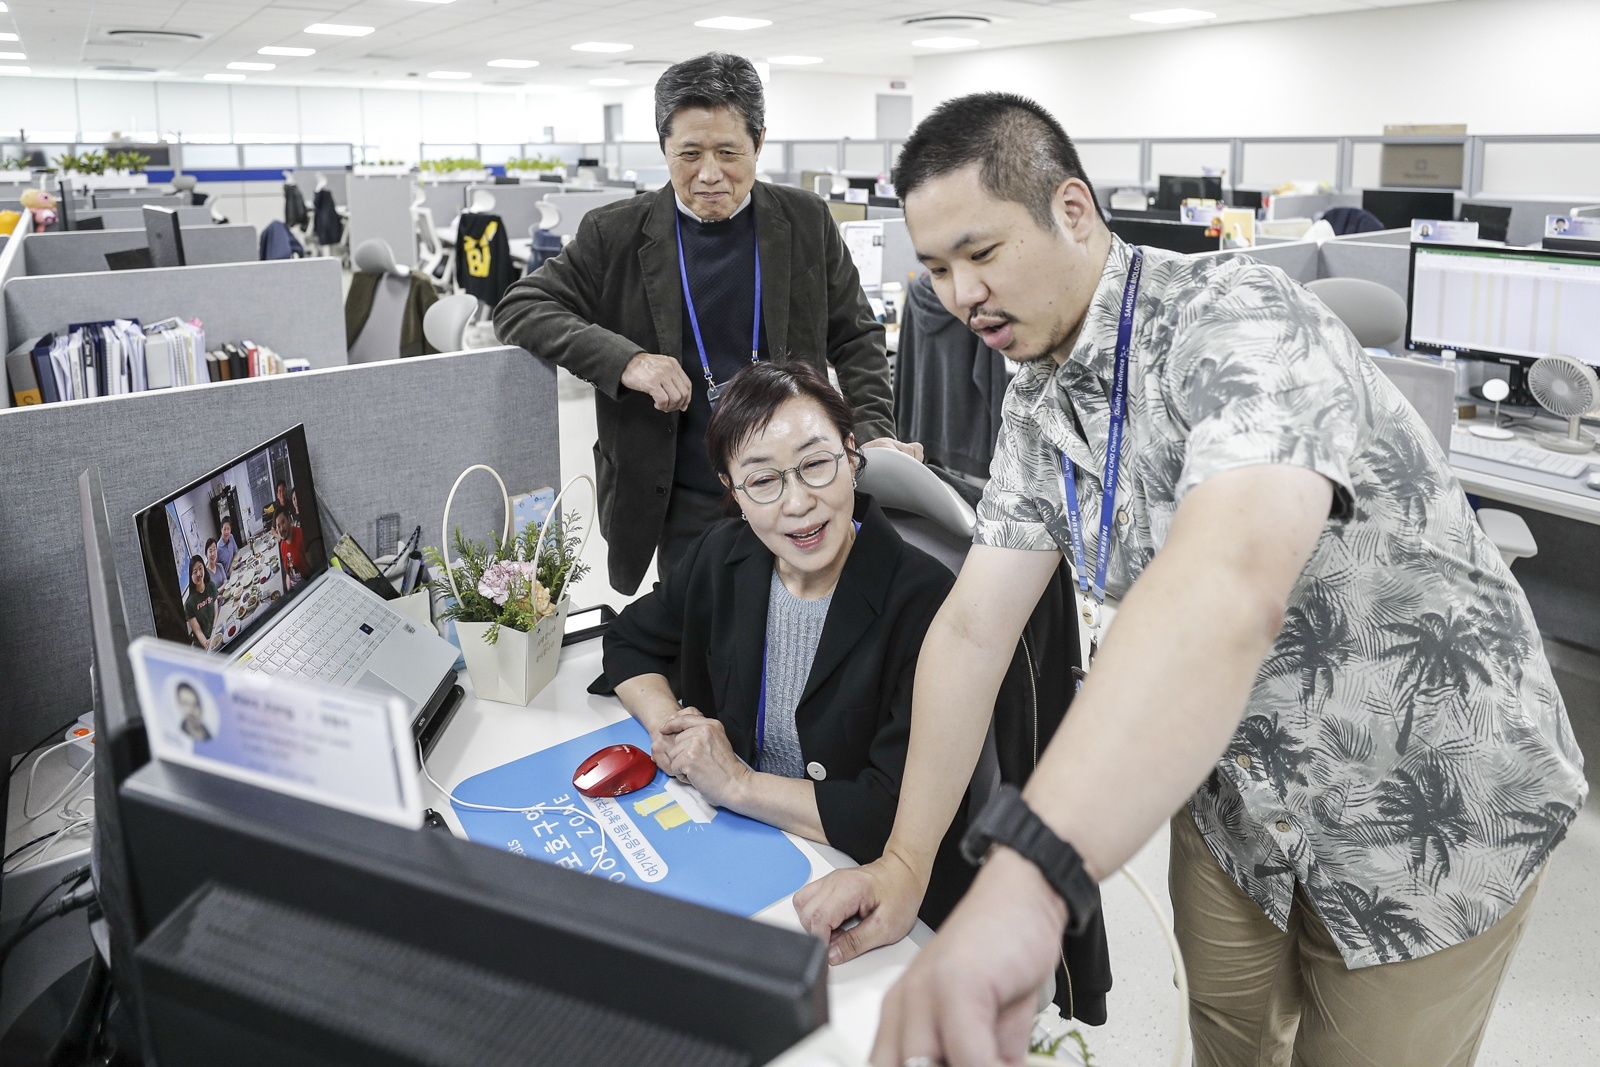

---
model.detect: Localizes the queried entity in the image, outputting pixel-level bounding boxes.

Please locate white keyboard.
[243,579,397,684]
[1451,432,1593,478]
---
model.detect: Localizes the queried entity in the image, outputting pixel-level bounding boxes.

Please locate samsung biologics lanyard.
[1061,248,1143,658]
[674,207,761,405]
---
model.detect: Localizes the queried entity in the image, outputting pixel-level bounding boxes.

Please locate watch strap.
[961,784,1100,937]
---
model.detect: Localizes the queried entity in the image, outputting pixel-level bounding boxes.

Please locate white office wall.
[766,71,909,141]
[77,80,158,142]
[0,78,78,140]
[1241,142,1342,189]
[913,0,1600,138]
[157,82,232,143]
[231,85,300,143]
[299,87,363,144]
[1148,142,1230,181]
[1076,142,1141,186]
[360,89,422,162]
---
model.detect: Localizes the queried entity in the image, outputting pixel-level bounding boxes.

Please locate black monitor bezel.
[1404,241,1600,368]
[134,424,327,655]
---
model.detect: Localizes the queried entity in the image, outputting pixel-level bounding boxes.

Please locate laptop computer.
[134,424,460,750]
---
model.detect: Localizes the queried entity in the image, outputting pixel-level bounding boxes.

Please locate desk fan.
[1530,355,1599,453]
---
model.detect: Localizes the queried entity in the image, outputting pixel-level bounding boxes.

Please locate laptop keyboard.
[243,579,398,684]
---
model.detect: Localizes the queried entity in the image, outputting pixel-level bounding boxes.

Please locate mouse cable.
[416,742,613,878]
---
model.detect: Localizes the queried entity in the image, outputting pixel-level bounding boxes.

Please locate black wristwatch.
[961,784,1100,936]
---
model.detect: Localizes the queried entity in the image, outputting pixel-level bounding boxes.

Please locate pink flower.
[476,559,522,605]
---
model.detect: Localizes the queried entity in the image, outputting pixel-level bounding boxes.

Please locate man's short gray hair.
[654,52,765,149]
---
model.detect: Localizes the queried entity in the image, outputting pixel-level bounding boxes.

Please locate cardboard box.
[1380,124,1466,189]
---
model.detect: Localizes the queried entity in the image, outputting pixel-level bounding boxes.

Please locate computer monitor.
[827,200,868,224]
[1362,188,1456,230]
[57,178,77,231]
[1108,217,1219,255]
[1458,202,1511,243]
[79,467,157,1060]
[143,206,186,268]
[118,754,826,1065]
[1154,174,1223,212]
[1229,189,1265,211]
[1406,244,1600,403]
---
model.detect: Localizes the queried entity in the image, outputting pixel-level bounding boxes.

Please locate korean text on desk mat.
[450,718,812,917]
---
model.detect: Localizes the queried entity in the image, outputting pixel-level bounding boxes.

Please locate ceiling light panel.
[0,51,24,60]
[259,47,316,57]
[305,24,375,37]
[1129,8,1217,24]
[694,17,772,30]
[0,33,20,42]
[572,42,633,53]
[487,58,540,68]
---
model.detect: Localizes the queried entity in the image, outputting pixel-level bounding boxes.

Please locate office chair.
[1368,352,1537,566]
[1306,277,1407,350]
[854,449,1002,808]
[347,239,414,364]
[413,201,449,285]
[423,293,477,353]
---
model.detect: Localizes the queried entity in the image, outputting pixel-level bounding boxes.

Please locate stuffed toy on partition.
[19,187,57,229]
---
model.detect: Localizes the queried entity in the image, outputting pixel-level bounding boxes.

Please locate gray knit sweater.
[759,569,832,777]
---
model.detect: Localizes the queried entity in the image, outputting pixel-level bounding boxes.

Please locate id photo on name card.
[129,637,424,828]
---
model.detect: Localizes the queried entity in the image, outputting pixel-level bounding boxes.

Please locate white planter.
[419,169,488,184]
[59,172,150,189]
[506,167,561,180]
[455,597,569,705]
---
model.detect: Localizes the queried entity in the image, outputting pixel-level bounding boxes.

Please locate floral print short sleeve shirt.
[977,236,1587,968]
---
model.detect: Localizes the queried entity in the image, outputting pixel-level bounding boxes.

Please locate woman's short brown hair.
[704,361,865,489]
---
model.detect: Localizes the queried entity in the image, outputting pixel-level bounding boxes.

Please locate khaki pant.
[1169,811,1543,1067]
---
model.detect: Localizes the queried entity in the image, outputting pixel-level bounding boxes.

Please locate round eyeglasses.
[733,450,846,505]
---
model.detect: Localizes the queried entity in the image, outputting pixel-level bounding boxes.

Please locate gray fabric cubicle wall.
[347,175,416,268]
[0,345,558,758]
[1317,240,1410,300]
[19,224,257,276]
[88,206,213,231]
[2,258,344,366]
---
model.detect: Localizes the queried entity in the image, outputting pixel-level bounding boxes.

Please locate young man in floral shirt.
[796,93,1586,1067]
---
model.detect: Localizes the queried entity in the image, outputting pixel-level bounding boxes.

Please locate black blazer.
[494,182,895,595]
[603,493,953,869]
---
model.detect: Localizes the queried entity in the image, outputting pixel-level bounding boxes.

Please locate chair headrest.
[353,238,408,277]
[856,448,976,540]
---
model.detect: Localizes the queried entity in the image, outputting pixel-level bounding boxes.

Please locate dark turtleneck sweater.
[675,201,769,493]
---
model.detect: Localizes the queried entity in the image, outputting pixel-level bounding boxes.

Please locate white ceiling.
[0,0,1460,88]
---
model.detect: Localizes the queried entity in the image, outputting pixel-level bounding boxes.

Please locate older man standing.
[496,52,915,594]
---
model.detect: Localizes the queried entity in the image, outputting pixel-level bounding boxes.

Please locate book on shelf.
[5,317,293,406]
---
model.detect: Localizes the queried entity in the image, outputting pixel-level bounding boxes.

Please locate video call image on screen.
[145,432,324,653]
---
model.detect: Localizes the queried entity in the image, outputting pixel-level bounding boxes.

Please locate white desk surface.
[420,637,925,1062]
[1448,412,1600,525]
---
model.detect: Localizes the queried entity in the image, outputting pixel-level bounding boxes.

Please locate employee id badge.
[705,378,723,405]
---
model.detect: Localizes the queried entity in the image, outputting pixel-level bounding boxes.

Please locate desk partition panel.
[0,345,559,757]
[346,176,416,268]
[89,206,214,231]
[2,258,344,367]
[19,224,257,277]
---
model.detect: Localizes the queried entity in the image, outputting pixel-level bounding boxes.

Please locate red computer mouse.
[573,744,658,798]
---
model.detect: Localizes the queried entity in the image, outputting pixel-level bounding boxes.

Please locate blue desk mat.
[450,718,813,917]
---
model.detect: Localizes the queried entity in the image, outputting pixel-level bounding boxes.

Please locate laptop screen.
[135,424,327,654]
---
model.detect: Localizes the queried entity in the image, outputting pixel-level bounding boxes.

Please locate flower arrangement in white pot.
[426,469,594,705]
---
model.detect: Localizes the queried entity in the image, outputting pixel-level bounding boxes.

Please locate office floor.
[553,371,1599,1066]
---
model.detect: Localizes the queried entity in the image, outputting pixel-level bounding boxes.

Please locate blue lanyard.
[674,207,761,405]
[753,519,859,771]
[1061,248,1143,611]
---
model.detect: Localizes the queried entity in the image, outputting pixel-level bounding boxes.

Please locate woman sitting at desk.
[183,555,219,648]
[604,362,973,923]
